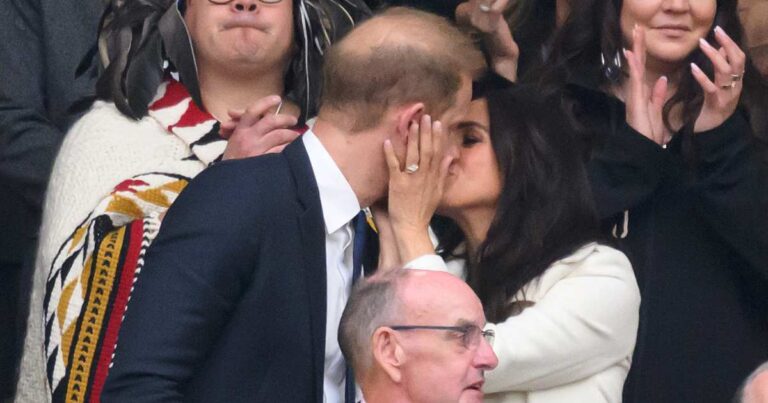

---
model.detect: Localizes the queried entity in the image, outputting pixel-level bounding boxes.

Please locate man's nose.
[231,0,258,12]
[475,336,499,370]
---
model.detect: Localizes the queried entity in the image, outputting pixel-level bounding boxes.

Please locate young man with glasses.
[339,269,498,403]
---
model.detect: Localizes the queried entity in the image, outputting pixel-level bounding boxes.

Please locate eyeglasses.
[207,0,282,5]
[389,325,495,349]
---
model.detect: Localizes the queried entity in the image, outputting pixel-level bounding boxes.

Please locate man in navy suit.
[101,7,484,403]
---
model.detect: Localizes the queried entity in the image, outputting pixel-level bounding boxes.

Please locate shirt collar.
[303,130,361,234]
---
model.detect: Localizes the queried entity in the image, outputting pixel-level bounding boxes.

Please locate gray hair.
[735,361,768,403]
[338,269,409,376]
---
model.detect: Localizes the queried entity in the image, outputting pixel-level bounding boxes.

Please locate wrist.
[393,229,435,263]
[390,217,429,234]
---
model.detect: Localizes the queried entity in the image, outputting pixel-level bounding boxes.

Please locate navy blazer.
[102,140,330,402]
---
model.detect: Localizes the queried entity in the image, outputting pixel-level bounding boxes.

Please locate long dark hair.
[436,86,601,323]
[77,0,370,121]
[508,0,558,79]
[536,0,767,142]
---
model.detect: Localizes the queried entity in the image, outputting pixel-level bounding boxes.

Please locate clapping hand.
[691,26,746,133]
[623,25,668,146]
[220,96,300,160]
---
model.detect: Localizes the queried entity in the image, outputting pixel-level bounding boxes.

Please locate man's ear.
[372,327,405,384]
[395,103,425,141]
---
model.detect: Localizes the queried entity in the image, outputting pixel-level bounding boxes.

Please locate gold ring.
[730,73,744,81]
[720,81,737,89]
[405,164,419,174]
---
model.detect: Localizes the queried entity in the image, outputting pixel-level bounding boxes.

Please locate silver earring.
[601,50,622,82]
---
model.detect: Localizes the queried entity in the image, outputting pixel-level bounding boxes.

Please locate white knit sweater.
[16,79,223,402]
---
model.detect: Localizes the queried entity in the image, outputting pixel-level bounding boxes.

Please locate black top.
[573,84,768,403]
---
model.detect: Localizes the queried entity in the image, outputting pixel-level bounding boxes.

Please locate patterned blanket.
[42,79,222,402]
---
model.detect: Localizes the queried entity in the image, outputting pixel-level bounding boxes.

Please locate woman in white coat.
[377,83,641,403]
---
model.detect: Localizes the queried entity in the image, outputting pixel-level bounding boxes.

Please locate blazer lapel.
[284,139,327,402]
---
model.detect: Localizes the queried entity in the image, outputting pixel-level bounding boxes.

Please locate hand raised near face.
[690,26,747,133]
[383,114,454,262]
[456,0,519,81]
[623,25,668,146]
[220,95,300,160]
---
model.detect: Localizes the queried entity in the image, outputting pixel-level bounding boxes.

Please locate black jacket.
[102,140,340,402]
[0,0,102,262]
[575,85,768,403]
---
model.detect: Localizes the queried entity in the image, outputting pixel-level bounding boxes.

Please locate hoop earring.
[601,50,623,82]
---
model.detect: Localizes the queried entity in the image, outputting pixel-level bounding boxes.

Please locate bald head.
[739,363,768,403]
[339,269,496,403]
[338,269,486,378]
[319,7,485,131]
[397,270,484,324]
[338,7,464,54]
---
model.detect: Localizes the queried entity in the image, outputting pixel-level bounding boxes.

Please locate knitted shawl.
[42,78,222,402]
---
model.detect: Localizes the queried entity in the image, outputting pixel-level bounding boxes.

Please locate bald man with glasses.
[339,269,498,403]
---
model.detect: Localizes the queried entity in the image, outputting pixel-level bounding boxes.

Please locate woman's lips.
[654,25,690,38]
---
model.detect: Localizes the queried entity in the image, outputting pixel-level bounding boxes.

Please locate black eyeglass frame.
[388,325,495,349]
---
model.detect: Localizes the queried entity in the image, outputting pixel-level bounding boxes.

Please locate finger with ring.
[405,164,419,174]
[730,73,744,81]
[720,81,737,89]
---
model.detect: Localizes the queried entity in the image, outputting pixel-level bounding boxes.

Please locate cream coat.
[408,242,640,403]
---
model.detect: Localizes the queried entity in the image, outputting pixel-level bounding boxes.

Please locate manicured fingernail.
[434,121,442,130]
[699,38,710,48]
[661,75,668,83]
[622,47,629,57]
[690,62,701,73]
[714,25,723,35]
[271,95,281,103]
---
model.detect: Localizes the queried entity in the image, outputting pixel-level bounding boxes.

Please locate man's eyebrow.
[453,318,477,327]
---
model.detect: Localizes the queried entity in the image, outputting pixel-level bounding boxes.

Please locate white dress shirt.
[303,131,361,403]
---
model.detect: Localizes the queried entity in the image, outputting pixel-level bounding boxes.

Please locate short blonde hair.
[320,7,485,131]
